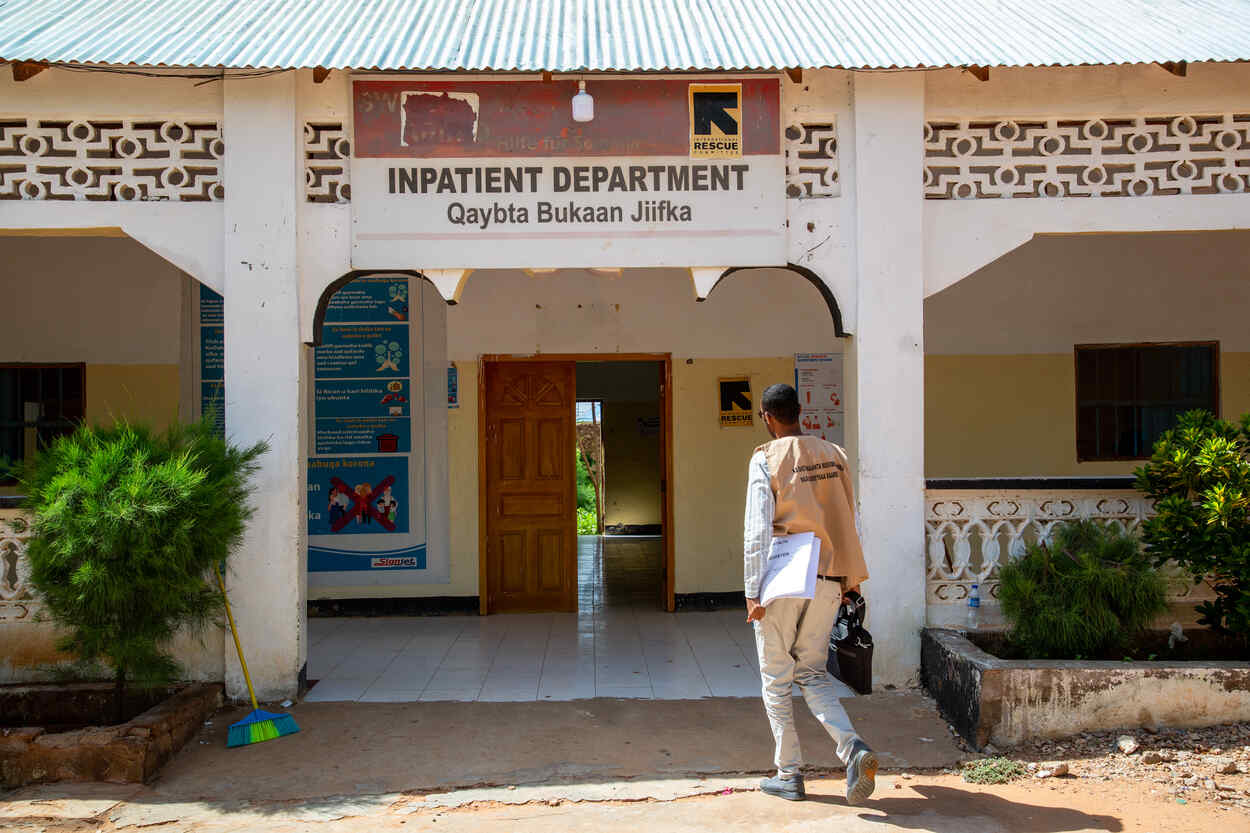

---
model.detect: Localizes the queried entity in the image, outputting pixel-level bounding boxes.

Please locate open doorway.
[574,360,666,612]
[479,353,673,615]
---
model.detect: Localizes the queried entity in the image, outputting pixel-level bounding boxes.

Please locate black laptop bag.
[826,590,873,695]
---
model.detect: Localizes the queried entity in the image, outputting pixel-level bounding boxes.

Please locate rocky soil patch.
[952,722,1250,814]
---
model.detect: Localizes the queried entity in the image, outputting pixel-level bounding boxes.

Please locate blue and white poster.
[323,275,410,323]
[314,379,412,455]
[199,286,225,437]
[309,456,410,536]
[316,323,409,379]
[308,276,426,580]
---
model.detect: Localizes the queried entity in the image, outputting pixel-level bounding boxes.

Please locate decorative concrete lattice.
[305,122,351,203]
[0,118,224,201]
[0,512,35,622]
[785,121,838,198]
[923,489,1208,608]
[925,114,1250,199]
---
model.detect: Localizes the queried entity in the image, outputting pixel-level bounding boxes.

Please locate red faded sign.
[353,78,779,158]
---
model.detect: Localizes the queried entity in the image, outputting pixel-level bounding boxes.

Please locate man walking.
[744,383,878,804]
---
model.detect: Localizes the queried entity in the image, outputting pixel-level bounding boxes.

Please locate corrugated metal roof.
[0,0,1248,72]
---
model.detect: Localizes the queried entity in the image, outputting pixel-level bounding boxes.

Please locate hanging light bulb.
[571,80,594,123]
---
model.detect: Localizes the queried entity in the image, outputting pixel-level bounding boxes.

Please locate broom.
[216,564,300,747]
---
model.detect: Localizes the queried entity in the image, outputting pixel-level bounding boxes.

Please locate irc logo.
[689,83,742,158]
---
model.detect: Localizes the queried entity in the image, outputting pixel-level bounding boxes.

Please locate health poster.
[201,381,225,436]
[314,379,412,455]
[447,364,459,409]
[307,456,425,572]
[316,323,410,379]
[199,286,225,437]
[199,284,224,326]
[308,456,409,536]
[322,275,410,323]
[795,353,844,446]
[799,410,845,446]
[794,352,842,411]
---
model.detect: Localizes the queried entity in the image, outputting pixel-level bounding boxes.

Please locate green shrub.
[17,418,266,715]
[575,449,596,512]
[577,507,598,535]
[1135,410,1250,641]
[997,520,1167,659]
[962,757,1025,784]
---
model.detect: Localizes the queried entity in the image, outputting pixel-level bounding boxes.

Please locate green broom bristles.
[226,708,300,748]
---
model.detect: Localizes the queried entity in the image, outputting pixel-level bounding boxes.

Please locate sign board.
[198,284,224,437]
[795,353,844,446]
[719,377,753,428]
[308,276,426,577]
[447,364,459,409]
[351,78,784,269]
[689,83,742,158]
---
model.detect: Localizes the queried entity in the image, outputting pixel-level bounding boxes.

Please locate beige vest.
[758,435,869,588]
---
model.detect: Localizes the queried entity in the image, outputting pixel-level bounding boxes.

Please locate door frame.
[478,352,675,614]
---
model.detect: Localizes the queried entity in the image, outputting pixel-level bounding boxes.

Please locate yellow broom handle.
[216,564,260,712]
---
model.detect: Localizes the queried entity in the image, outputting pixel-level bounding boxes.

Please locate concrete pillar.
[222,71,306,701]
[848,71,926,687]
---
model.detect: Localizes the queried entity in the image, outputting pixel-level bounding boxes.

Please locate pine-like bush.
[1135,410,1250,641]
[17,419,266,716]
[997,520,1167,659]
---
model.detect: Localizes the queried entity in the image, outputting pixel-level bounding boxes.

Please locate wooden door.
[484,361,577,612]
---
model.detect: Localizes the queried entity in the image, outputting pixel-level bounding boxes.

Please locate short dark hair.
[761,383,800,424]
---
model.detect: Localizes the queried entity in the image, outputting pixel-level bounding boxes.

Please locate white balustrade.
[925,488,1206,626]
[0,509,36,623]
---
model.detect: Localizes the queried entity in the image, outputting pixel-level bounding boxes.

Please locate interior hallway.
[306,536,859,703]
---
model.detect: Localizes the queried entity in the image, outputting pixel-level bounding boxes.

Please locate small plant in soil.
[1136,409,1250,645]
[997,520,1167,660]
[962,757,1026,784]
[16,418,266,722]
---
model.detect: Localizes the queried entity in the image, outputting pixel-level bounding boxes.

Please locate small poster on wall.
[795,353,845,446]
[198,285,225,437]
[309,456,409,536]
[314,379,411,455]
[447,364,459,409]
[316,323,410,379]
[719,377,753,427]
[322,275,410,323]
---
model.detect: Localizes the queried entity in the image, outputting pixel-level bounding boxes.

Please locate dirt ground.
[3,770,1242,833]
[3,695,1246,832]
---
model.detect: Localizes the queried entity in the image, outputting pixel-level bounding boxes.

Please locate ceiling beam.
[312,66,331,83]
[964,65,990,82]
[1159,60,1188,77]
[12,61,47,82]
[784,67,802,84]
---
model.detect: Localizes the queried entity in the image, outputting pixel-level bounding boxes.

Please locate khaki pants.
[753,578,861,777]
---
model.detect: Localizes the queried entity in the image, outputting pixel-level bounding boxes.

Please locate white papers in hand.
[760,531,820,606]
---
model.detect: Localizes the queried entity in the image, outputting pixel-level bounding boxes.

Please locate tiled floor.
[305,536,855,703]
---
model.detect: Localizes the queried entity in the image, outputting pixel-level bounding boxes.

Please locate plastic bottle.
[966,583,980,630]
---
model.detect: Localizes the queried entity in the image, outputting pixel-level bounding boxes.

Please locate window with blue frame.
[1076,343,1218,461]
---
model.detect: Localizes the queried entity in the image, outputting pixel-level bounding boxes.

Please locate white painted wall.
[0,67,226,291]
[922,62,1250,298]
[926,63,1250,119]
[847,71,928,688]
[447,267,841,359]
[222,71,306,702]
[784,68,858,333]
